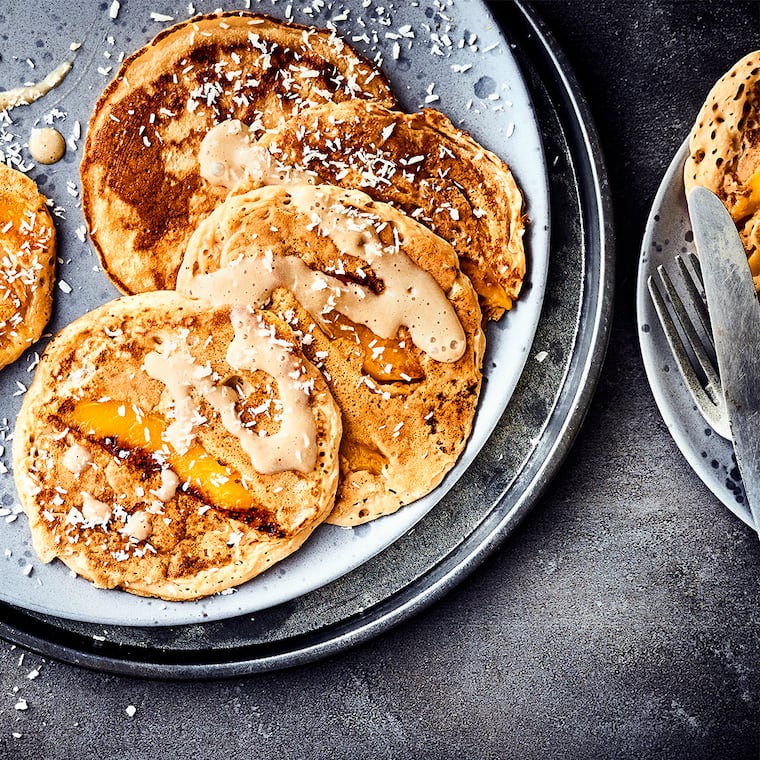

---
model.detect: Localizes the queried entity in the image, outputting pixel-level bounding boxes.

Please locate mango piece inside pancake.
[684,50,760,288]
[177,184,485,526]
[200,100,526,320]
[80,11,396,295]
[12,291,341,600]
[0,163,56,369]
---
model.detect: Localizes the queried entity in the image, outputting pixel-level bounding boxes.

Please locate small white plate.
[637,140,752,528]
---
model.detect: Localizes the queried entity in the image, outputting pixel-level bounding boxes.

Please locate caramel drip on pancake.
[184,186,466,367]
[201,119,316,188]
[143,308,318,474]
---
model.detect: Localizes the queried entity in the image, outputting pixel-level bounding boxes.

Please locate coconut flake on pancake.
[0,163,56,369]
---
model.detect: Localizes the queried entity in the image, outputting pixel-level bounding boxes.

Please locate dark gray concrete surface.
[3,1,760,758]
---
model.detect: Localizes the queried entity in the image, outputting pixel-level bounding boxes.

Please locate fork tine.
[653,263,724,405]
[647,269,732,439]
[676,253,712,342]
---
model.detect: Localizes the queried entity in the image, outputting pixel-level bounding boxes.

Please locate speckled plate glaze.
[0,0,549,627]
[0,0,613,675]
[637,140,753,528]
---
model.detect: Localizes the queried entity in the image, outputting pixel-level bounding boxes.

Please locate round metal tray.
[0,0,614,677]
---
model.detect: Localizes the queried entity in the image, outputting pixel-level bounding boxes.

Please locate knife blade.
[687,185,760,532]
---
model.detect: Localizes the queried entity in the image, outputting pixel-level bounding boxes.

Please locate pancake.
[200,100,526,320]
[12,290,342,600]
[177,184,485,526]
[684,50,760,288]
[80,12,395,296]
[0,163,56,369]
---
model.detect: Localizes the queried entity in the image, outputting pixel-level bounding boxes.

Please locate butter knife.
[687,185,760,532]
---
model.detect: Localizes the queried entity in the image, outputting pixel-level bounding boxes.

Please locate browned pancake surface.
[177,184,485,525]
[0,163,56,368]
[12,291,341,600]
[80,12,395,295]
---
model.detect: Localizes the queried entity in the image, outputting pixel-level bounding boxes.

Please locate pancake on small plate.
[80,12,395,295]
[13,291,342,600]
[177,184,485,526]
[200,100,525,320]
[684,50,760,288]
[0,162,56,369]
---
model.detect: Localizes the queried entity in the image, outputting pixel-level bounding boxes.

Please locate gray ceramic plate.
[637,140,752,528]
[0,0,549,626]
[0,0,613,675]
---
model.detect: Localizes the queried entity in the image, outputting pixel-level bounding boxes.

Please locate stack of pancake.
[13,11,526,600]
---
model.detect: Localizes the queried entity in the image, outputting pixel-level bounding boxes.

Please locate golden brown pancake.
[12,291,342,600]
[177,184,485,526]
[203,100,525,320]
[684,50,760,288]
[80,11,396,295]
[0,163,56,368]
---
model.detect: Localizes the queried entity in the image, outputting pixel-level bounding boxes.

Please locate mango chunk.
[460,258,513,313]
[748,247,760,279]
[732,168,760,221]
[322,312,424,383]
[69,400,255,511]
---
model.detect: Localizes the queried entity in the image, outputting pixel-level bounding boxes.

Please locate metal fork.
[647,252,731,439]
